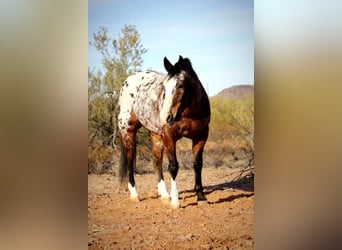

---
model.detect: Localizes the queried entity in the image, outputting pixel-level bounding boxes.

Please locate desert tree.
[88,24,148,146]
[88,25,147,172]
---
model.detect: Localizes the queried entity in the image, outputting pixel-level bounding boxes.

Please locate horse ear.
[178,55,188,70]
[178,55,184,64]
[164,57,173,73]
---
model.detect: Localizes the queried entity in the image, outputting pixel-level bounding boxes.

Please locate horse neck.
[188,80,209,116]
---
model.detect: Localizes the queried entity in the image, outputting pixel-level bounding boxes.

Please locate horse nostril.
[166,113,174,124]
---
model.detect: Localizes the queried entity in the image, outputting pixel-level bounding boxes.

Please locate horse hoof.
[197,199,208,206]
[170,201,181,209]
[130,196,140,202]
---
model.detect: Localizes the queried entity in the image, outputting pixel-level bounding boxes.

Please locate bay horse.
[118,55,210,208]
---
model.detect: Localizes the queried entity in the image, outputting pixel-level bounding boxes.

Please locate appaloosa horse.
[118,55,210,208]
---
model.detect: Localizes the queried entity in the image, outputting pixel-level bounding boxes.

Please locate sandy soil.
[88,167,254,249]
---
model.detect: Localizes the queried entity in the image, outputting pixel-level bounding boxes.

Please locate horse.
[117,55,210,208]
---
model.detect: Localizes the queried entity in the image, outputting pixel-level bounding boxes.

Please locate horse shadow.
[179,174,254,208]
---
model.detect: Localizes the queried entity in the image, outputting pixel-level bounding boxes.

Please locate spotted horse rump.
[118,55,211,208]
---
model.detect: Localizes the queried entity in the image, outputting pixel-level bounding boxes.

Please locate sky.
[89,0,254,96]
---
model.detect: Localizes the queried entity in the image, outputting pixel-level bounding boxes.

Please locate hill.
[214,85,254,99]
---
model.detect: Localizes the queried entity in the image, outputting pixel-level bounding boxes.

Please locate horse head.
[161,55,197,125]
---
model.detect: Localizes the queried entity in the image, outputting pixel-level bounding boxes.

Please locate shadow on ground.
[178,174,254,208]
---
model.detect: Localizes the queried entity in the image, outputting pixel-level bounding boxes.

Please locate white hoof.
[130,196,140,202]
[170,200,181,209]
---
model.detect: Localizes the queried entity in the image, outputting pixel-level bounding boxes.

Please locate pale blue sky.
[89,0,254,96]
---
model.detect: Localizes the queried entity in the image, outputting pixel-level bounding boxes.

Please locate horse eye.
[178,84,184,89]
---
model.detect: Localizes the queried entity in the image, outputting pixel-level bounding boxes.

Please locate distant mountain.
[214,85,254,99]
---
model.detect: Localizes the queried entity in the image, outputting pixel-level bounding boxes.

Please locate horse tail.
[119,136,127,184]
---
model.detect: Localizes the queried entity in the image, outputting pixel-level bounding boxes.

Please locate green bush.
[208,94,254,170]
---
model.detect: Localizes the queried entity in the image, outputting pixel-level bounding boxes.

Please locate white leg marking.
[170,179,180,208]
[128,183,139,201]
[158,180,170,199]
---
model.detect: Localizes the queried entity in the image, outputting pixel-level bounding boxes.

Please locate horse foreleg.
[192,129,209,205]
[162,127,180,208]
[151,132,169,202]
[170,173,180,208]
[166,143,180,208]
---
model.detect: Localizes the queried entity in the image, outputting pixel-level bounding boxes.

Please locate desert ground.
[88,165,254,249]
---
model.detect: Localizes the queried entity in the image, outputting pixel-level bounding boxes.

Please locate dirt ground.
[88,166,254,249]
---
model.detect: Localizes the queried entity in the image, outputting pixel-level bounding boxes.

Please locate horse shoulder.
[132,71,166,134]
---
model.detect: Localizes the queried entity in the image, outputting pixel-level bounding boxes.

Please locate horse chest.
[168,118,207,139]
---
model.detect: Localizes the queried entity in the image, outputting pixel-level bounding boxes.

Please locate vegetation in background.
[209,94,254,177]
[88,25,148,173]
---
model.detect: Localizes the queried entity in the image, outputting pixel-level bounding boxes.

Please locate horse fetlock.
[157,180,170,198]
[196,191,207,205]
[128,183,140,201]
[170,179,180,208]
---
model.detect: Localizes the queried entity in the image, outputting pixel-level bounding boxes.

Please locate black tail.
[119,137,127,184]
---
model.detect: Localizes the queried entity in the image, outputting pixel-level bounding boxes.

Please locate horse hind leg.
[192,131,209,205]
[151,132,170,203]
[120,132,140,202]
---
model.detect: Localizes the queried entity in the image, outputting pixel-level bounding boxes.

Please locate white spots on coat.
[118,71,167,135]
